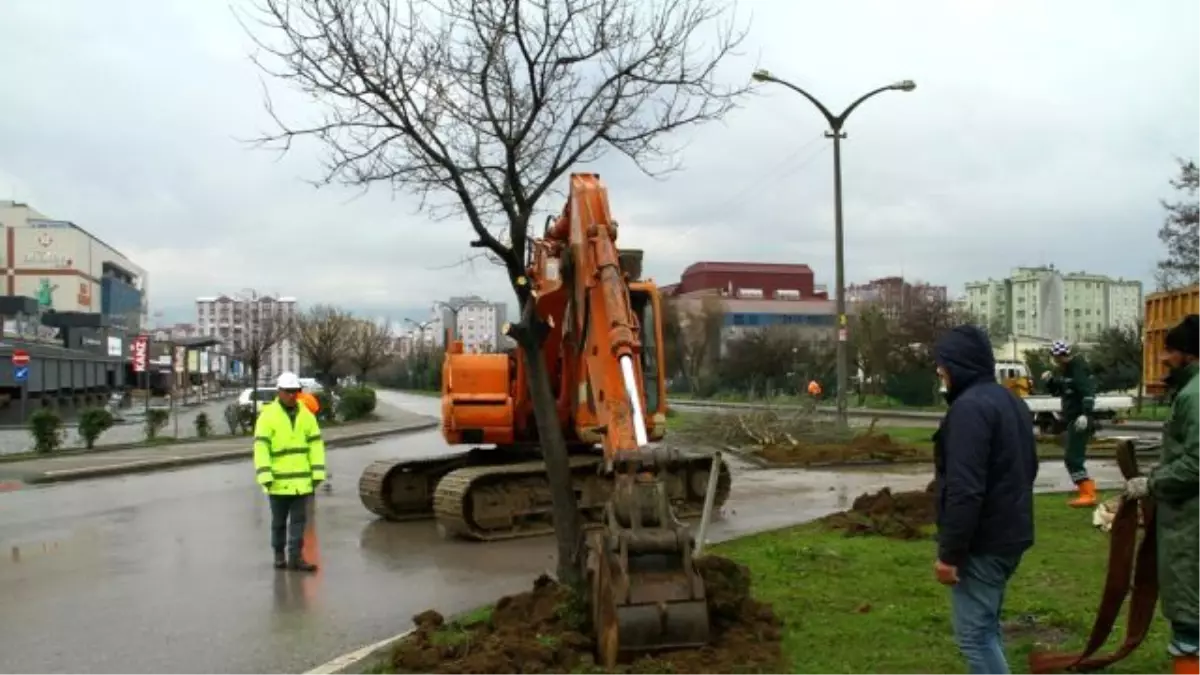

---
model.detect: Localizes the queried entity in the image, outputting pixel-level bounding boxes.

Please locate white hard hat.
[276,372,301,389]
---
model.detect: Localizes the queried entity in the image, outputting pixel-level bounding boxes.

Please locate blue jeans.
[950,553,1022,674]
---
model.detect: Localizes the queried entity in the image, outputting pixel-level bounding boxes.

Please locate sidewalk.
[0,406,438,486]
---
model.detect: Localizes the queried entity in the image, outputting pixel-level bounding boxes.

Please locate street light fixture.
[751,69,915,428]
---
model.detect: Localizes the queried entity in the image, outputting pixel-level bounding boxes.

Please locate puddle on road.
[3,526,104,566]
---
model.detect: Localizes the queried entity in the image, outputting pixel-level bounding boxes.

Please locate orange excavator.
[358,173,731,662]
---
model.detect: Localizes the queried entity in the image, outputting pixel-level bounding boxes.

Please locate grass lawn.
[713,490,1170,673]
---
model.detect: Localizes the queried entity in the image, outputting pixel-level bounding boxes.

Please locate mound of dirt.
[821,487,937,540]
[388,557,783,674]
[757,430,925,466]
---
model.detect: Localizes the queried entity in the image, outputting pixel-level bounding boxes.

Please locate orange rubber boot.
[1174,655,1199,674]
[1068,479,1097,508]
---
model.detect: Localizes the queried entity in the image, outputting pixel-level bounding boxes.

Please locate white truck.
[1022,393,1136,434]
[995,360,1135,434]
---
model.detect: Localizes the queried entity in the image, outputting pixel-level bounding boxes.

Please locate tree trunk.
[521,329,583,586]
[251,365,260,417]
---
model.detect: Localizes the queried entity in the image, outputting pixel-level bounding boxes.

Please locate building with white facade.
[965,266,1144,342]
[195,293,299,382]
[433,295,509,353]
[0,200,148,331]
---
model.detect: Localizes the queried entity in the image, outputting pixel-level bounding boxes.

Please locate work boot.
[1175,655,1199,675]
[1068,479,1097,508]
[273,550,286,570]
[288,556,318,573]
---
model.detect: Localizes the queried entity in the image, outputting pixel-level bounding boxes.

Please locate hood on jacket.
[934,324,996,402]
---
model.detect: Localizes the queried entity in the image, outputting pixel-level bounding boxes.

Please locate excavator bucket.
[585,472,711,668]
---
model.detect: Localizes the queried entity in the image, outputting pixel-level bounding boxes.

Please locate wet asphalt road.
[0,391,1132,674]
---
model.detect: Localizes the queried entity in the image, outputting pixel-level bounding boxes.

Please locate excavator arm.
[543,174,649,463]
[536,173,715,666]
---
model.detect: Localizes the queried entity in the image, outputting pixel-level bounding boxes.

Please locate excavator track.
[358,451,483,521]
[432,451,732,542]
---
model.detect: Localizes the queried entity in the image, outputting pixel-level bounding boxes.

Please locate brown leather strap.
[1028,497,1159,673]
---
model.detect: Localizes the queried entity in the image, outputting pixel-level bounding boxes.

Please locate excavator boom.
[356,173,729,666]
[537,174,716,665]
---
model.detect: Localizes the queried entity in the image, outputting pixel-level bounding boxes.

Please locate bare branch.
[346,317,395,381]
[294,304,356,386]
[232,294,296,386]
[242,0,751,297]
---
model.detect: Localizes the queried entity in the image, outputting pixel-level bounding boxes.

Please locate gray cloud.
[0,0,1195,324]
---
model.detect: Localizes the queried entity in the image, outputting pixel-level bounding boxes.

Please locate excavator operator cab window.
[629,288,661,415]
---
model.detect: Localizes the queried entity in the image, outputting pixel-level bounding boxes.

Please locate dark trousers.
[269,494,311,558]
[1063,423,1092,483]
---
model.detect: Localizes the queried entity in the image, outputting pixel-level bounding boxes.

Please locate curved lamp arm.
[752,70,915,130]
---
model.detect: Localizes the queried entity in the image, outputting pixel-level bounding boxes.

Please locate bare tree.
[346,318,395,383]
[1157,157,1199,290]
[233,293,295,415]
[295,304,355,387]
[666,294,724,394]
[243,0,750,584]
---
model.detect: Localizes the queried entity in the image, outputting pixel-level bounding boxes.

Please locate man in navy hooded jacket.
[933,325,1039,674]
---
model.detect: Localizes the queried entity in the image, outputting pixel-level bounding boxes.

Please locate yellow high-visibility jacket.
[253,400,326,495]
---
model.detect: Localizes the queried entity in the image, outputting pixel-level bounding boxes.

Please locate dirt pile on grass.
[676,408,925,466]
[387,556,782,674]
[822,486,937,540]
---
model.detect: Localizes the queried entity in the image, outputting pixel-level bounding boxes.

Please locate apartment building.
[432,295,509,353]
[965,266,1144,342]
[195,293,299,382]
[846,276,949,319]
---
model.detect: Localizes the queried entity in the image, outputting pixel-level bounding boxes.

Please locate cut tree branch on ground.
[673,406,925,466]
[243,0,752,585]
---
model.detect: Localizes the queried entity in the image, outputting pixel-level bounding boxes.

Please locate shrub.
[145,409,170,442]
[78,408,116,449]
[29,409,64,454]
[195,412,211,438]
[314,390,337,424]
[337,386,378,421]
[223,403,255,435]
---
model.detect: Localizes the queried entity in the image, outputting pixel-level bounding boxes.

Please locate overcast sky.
[0,0,1196,325]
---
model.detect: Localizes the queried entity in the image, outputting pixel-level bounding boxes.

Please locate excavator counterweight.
[357,173,728,663]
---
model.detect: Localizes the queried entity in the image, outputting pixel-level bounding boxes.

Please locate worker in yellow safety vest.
[254,371,325,572]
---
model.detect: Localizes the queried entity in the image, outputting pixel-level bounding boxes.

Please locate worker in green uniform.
[1124,314,1199,675]
[253,371,326,572]
[1041,339,1097,507]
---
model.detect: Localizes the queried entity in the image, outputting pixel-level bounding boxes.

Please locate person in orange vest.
[297,389,320,415]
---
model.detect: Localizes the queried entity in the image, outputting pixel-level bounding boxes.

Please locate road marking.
[305,629,416,674]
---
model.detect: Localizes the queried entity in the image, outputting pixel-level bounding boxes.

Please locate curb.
[19,419,439,485]
[306,629,416,674]
[667,399,1165,432]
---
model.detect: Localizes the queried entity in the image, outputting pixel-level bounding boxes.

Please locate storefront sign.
[23,250,73,268]
[132,335,148,372]
[174,346,185,373]
[107,336,123,357]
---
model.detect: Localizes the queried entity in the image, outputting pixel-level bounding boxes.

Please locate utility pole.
[750,70,915,428]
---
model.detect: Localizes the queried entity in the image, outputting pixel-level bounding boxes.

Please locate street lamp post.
[750,70,915,428]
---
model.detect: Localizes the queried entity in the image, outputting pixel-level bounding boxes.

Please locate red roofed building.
[663,260,837,350]
[673,261,828,300]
